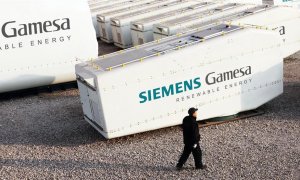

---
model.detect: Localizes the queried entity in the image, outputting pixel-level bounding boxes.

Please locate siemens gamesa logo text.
[139,77,201,104]
[138,66,252,104]
[1,18,70,38]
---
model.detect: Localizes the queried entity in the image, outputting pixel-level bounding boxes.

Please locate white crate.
[130,1,219,46]
[153,3,256,40]
[152,5,300,58]
[0,0,98,93]
[110,0,202,49]
[76,23,289,138]
[97,0,178,43]
[91,0,151,37]
[89,0,124,10]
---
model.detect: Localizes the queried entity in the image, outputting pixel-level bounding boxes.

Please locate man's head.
[188,107,198,118]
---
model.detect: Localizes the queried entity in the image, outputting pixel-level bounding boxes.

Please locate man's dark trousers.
[177,143,203,168]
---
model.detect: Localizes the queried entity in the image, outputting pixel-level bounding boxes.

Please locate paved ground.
[98,40,121,56]
[0,44,299,179]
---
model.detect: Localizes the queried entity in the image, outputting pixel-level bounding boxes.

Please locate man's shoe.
[196,165,207,170]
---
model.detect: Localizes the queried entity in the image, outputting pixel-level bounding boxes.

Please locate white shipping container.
[153,5,300,58]
[88,0,109,5]
[153,4,268,39]
[271,0,300,7]
[97,0,180,43]
[173,5,274,36]
[130,1,219,46]
[76,24,287,139]
[88,0,110,4]
[153,3,256,40]
[229,6,300,58]
[89,0,124,10]
[0,0,98,93]
[110,0,203,49]
[90,0,151,37]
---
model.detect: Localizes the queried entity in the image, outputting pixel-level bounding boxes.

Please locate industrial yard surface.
[0,42,299,179]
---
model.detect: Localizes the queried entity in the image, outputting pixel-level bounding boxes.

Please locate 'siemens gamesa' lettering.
[139,66,252,104]
[205,66,251,85]
[139,77,201,104]
[1,18,70,38]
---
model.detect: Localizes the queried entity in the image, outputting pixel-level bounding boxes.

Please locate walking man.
[176,107,206,170]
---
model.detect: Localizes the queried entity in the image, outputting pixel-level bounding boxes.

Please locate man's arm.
[191,122,199,145]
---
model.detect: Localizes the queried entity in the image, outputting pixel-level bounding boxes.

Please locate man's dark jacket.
[181,115,200,145]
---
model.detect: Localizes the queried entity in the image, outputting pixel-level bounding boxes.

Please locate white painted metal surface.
[88,0,111,5]
[0,0,98,93]
[152,5,300,58]
[89,0,124,10]
[110,0,203,48]
[90,0,152,37]
[76,23,288,138]
[153,3,256,40]
[230,6,300,58]
[130,1,219,46]
[77,1,300,138]
[153,4,272,39]
[271,0,300,7]
[97,0,181,43]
